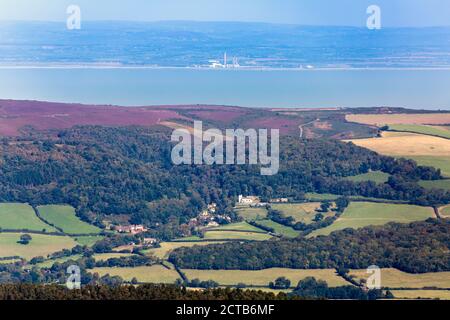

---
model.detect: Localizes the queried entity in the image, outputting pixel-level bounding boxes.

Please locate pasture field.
[439,205,450,218]
[74,235,104,247]
[349,269,450,289]
[93,253,136,262]
[0,258,21,264]
[419,179,450,190]
[0,233,78,260]
[144,241,225,259]
[235,206,268,221]
[346,132,450,177]
[0,203,56,232]
[37,205,101,235]
[181,268,349,288]
[304,193,340,201]
[408,156,450,178]
[36,255,82,268]
[208,221,265,232]
[271,203,323,224]
[256,220,300,238]
[203,231,272,241]
[347,132,450,157]
[392,290,450,300]
[388,124,450,139]
[345,171,390,184]
[91,265,181,284]
[346,113,450,126]
[309,202,434,237]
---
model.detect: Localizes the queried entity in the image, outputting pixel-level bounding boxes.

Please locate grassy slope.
[203,231,273,241]
[0,203,56,232]
[92,265,180,283]
[208,222,265,232]
[349,268,450,289]
[235,206,268,221]
[0,233,77,260]
[419,179,450,190]
[181,268,349,288]
[345,171,390,184]
[37,205,101,235]
[256,220,300,238]
[392,290,450,300]
[272,203,334,224]
[74,235,104,247]
[92,253,136,262]
[309,202,434,237]
[144,241,226,259]
[389,124,450,139]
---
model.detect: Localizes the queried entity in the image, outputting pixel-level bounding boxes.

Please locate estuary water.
[1,68,449,109]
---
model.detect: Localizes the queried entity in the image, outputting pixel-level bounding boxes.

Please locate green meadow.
[345,171,390,184]
[271,202,333,224]
[408,156,450,178]
[37,205,101,235]
[92,265,181,284]
[389,124,450,139]
[182,268,348,288]
[235,206,268,221]
[0,233,78,260]
[419,179,450,190]
[0,203,56,232]
[309,202,435,237]
[256,220,300,238]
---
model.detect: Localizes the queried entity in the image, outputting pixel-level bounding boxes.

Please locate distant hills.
[1,21,450,68]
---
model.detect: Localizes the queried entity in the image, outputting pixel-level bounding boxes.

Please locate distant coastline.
[2,63,450,71]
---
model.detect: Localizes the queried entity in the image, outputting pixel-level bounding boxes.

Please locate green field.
[419,179,450,190]
[392,290,450,300]
[408,156,450,178]
[0,258,21,265]
[35,255,82,268]
[345,171,390,184]
[271,202,334,224]
[256,220,300,238]
[389,124,450,139]
[74,235,104,247]
[235,206,268,221]
[144,241,225,259]
[309,202,435,237]
[92,265,181,284]
[349,268,450,289]
[182,268,349,288]
[440,205,450,218]
[37,205,101,235]
[93,253,136,262]
[0,203,56,232]
[0,233,78,260]
[304,193,340,201]
[203,231,272,241]
[208,221,265,232]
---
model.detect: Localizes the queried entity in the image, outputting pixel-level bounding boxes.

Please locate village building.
[115,224,148,235]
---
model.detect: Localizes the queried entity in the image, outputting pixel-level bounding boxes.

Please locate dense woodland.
[0,283,286,300]
[0,125,448,239]
[169,219,450,273]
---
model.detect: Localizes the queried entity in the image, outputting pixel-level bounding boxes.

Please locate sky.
[0,0,449,27]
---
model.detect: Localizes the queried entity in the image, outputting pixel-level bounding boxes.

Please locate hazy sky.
[0,0,449,27]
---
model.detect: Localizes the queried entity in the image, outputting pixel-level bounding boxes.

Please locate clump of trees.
[169,219,450,274]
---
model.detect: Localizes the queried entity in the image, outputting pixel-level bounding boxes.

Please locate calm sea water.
[1,68,450,109]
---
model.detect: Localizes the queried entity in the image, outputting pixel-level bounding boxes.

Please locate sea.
[1,21,450,109]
